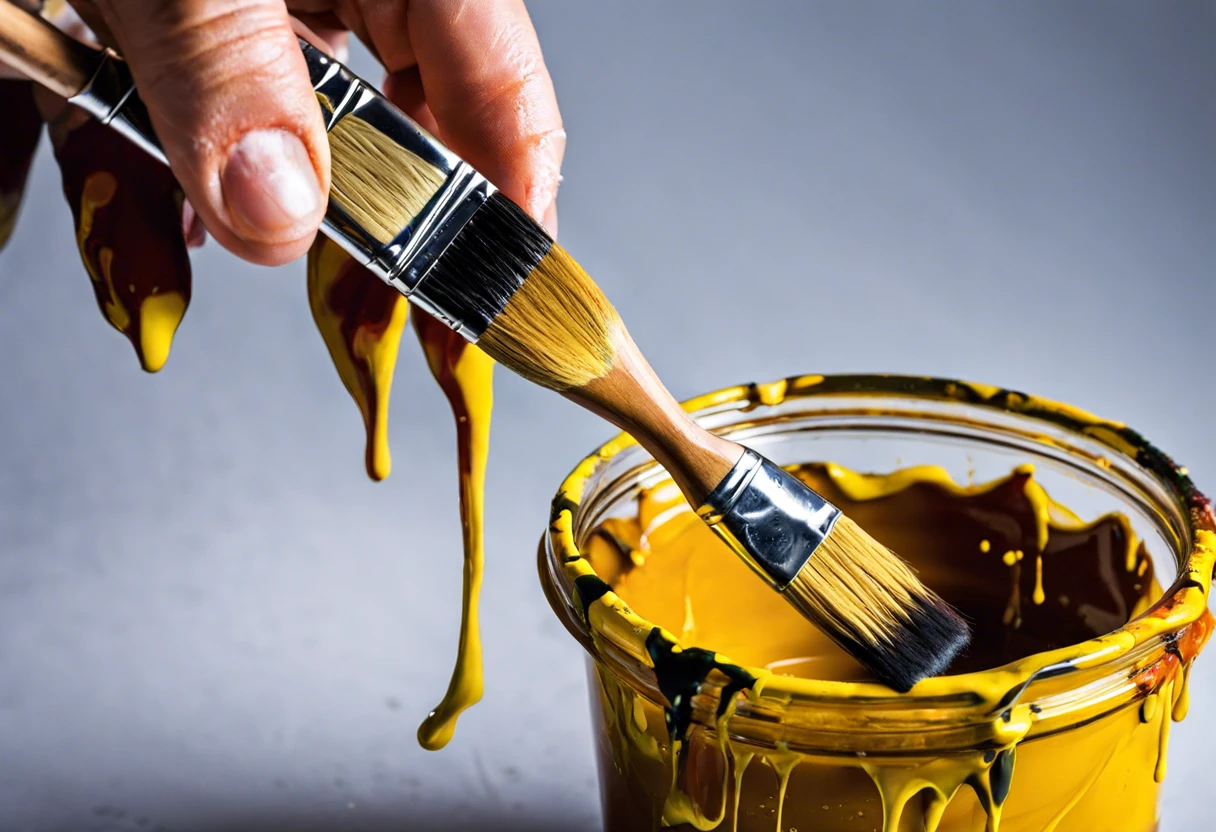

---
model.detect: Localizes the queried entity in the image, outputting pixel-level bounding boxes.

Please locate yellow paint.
[136,291,187,373]
[682,594,698,643]
[305,242,495,750]
[754,379,788,407]
[76,173,131,334]
[1173,660,1193,722]
[1039,730,1131,832]
[70,159,192,373]
[1154,680,1172,783]
[569,452,1212,831]
[415,318,495,751]
[771,753,800,832]
[306,236,408,481]
[825,460,1082,557]
[861,750,1013,832]
[1141,692,1158,724]
[730,751,754,832]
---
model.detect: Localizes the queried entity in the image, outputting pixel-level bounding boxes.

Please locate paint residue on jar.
[564,440,1214,831]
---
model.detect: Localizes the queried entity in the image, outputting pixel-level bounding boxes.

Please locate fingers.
[378,66,439,134]
[90,0,329,264]
[291,11,349,61]
[383,0,564,234]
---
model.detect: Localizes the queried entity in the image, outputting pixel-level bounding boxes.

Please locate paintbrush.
[0,4,968,690]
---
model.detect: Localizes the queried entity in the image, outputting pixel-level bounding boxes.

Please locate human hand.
[2,0,564,265]
[2,1,528,476]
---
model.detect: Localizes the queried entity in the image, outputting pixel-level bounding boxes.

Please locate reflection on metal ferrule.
[69,38,498,341]
[697,448,841,588]
[300,39,497,324]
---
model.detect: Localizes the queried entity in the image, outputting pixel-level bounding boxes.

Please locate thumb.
[93,0,329,265]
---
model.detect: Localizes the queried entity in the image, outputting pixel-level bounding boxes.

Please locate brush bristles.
[786,515,970,692]
[321,96,448,244]
[419,191,619,391]
[479,243,618,390]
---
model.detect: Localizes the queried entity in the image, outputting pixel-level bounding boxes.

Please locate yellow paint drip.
[863,755,981,832]
[136,291,187,373]
[771,753,800,832]
[306,237,408,481]
[305,242,495,751]
[1154,680,1172,783]
[1173,660,1193,722]
[415,320,495,750]
[730,751,754,832]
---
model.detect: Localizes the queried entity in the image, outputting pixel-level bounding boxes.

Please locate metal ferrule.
[696,449,842,589]
[68,49,164,163]
[69,40,498,341]
[298,39,496,340]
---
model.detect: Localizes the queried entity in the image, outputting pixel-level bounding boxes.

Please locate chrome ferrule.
[696,448,842,589]
[298,39,497,334]
[69,39,498,341]
[68,49,164,163]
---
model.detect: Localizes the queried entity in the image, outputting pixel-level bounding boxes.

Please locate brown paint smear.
[0,80,42,250]
[52,117,191,372]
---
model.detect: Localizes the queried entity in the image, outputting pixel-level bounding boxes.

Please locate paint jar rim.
[539,373,1214,754]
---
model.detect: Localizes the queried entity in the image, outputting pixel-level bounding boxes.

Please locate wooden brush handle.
[569,326,743,506]
[0,0,98,98]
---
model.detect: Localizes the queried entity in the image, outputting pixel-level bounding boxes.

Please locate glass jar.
[539,374,1214,832]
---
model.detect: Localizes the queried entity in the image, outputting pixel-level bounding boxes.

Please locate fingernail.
[181,198,206,248]
[221,129,321,240]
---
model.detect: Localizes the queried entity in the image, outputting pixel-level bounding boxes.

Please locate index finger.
[380,0,564,233]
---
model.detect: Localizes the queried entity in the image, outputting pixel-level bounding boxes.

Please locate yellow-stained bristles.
[786,515,970,691]
[320,96,448,244]
[478,243,619,390]
[395,183,964,690]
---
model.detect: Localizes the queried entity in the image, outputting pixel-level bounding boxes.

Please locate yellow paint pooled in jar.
[576,457,1212,832]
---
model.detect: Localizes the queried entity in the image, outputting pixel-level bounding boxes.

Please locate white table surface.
[1,3,1212,830]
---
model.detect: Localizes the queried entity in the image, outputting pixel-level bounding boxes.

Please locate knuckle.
[123,1,299,98]
[125,3,312,150]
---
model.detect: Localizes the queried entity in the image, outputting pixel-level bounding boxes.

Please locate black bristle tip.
[844,597,971,693]
[415,191,552,336]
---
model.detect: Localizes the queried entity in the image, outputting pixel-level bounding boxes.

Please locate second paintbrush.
[0,12,970,690]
